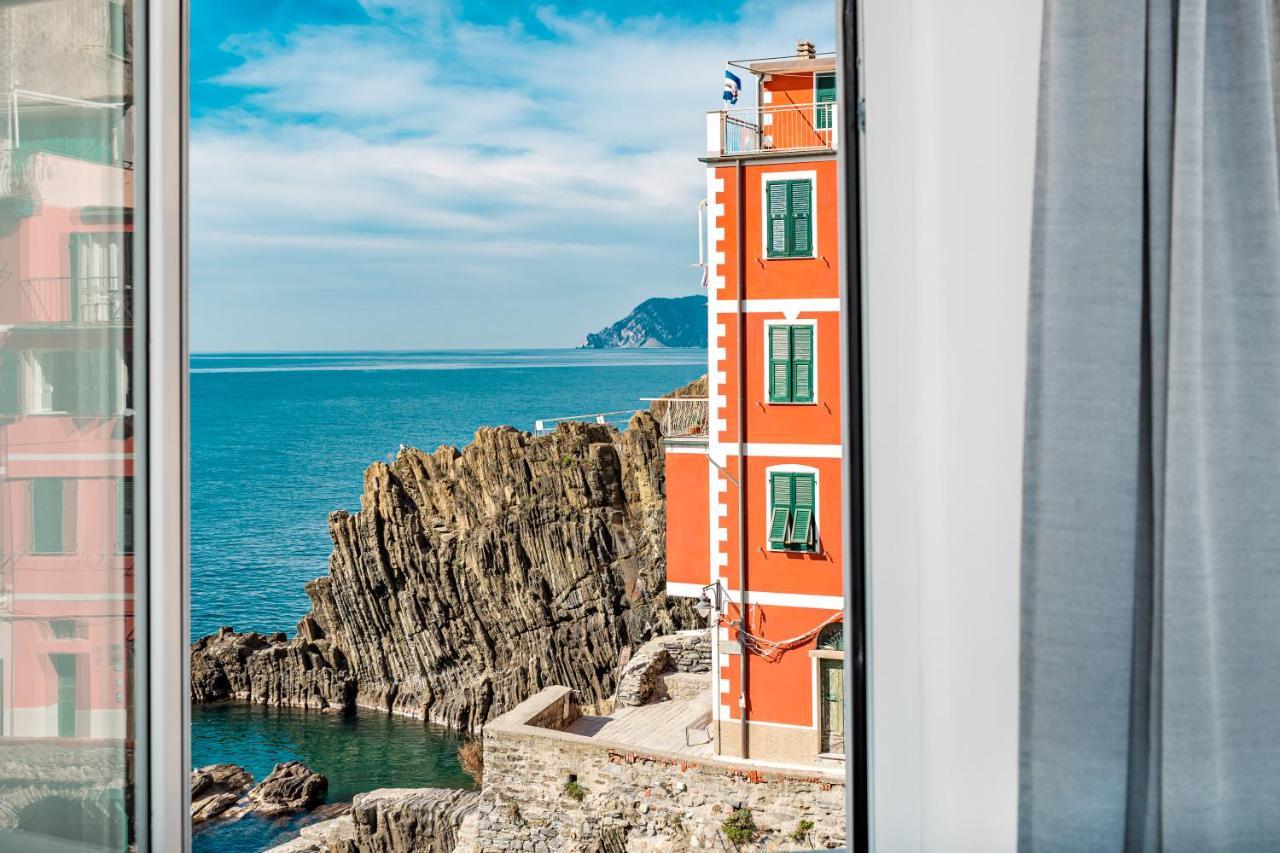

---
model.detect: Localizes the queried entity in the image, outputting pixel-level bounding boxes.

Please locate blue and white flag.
[723,69,741,105]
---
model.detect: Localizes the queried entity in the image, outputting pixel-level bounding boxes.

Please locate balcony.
[9,277,132,325]
[706,102,837,158]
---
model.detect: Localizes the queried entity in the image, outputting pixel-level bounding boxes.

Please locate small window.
[50,619,77,640]
[817,622,844,651]
[31,478,66,555]
[765,178,813,258]
[815,72,836,130]
[768,471,817,552]
[767,324,815,403]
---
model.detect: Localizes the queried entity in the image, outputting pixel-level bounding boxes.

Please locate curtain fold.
[1020,1,1280,850]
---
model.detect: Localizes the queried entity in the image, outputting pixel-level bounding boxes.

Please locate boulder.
[190,763,253,823]
[247,761,328,817]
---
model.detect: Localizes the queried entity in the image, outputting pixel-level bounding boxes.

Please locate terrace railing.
[642,396,708,439]
[12,277,132,325]
[707,102,837,157]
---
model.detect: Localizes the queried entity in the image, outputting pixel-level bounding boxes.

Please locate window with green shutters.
[765,178,813,258]
[31,478,66,555]
[768,471,818,552]
[815,72,836,130]
[767,324,815,403]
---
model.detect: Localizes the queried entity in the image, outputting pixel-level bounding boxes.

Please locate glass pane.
[0,0,139,848]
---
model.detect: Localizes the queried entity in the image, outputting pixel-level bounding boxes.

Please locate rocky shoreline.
[191,400,700,732]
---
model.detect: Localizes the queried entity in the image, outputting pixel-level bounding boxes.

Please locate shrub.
[564,778,587,801]
[561,454,578,467]
[721,807,756,846]
[791,818,815,843]
[457,739,483,786]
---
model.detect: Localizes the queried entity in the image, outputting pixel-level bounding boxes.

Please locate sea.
[189,348,707,852]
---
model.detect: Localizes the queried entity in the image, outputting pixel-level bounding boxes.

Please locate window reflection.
[0,0,137,848]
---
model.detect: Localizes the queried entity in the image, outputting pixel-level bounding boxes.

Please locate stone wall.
[475,688,845,852]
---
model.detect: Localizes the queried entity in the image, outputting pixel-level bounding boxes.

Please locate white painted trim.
[763,318,820,406]
[711,297,841,315]
[721,588,844,610]
[760,169,818,260]
[722,442,843,459]
[662,444,707,455]
[666,582,703,599]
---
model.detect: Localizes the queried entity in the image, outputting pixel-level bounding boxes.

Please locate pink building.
[0,0,135,750]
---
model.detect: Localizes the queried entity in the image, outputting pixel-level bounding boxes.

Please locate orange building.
[666,42,843,767]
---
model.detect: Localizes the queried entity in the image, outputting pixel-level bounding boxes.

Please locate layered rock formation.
[192,405,699,732]
[580,295,707,348]
[268,788,480,853]
[190,764,253,824]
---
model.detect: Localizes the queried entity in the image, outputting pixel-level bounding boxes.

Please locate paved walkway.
[565,696,715,758]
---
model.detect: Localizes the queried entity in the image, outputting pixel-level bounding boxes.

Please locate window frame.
[766,466,820,553]
[814,71,837,131]
[761,171,818,260]
[763,319,819,405]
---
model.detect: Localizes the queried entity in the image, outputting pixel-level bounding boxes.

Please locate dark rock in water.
[580,295,707,348]
[190,403,700,733]
[248,761,328,817]
[190,763,253,823]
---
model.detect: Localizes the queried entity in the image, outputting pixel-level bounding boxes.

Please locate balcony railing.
[11,277,132,325]
[643,396,708,439]
[707,102,837,157]
[532,396,709,439]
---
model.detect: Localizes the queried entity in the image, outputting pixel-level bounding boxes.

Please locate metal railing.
[533,410,640,436]
[11,277,132,325]
[708,102,837,156]
[642,396,708,439]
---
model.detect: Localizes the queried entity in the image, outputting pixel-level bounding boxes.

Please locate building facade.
[0,0,135,774]
[665,43,844,768]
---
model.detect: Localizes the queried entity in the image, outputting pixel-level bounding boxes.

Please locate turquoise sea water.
[189,348,706,851]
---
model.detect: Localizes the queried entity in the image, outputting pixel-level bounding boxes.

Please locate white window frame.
[765,462,821,553]
[762,318,820,406]
[760,170,818,260]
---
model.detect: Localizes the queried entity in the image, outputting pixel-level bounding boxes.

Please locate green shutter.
[787,507,814,547]
[32,479,64,555]
[108,1,127,58]
[49,352,77,412]
[791,325,814,403]
[117,478,133,555]
[769,472,793,549]
[769,507,790,548]
[768,325,793,402]
[816,73,836,130]
[791,473,817,552]
[0,352,20,416]
[766,181,790,258]
[789,180,812,256]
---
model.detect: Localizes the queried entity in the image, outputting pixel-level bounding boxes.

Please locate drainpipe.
[734,157,749,760]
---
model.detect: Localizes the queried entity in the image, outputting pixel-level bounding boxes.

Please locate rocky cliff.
[580,295,706,349]
[192,402,699,732]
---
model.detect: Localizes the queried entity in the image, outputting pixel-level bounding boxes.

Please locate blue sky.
[190,0,834,351]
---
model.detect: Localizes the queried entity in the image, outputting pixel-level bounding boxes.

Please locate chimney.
[796,40,816,59]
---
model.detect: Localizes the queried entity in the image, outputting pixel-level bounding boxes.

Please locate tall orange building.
[666,42,843,767]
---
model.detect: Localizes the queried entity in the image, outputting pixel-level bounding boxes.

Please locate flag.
[723,69,741,105]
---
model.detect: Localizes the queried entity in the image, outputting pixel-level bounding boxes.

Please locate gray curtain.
[1020,1,1280,851]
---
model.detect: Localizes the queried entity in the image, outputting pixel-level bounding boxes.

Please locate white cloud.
[190,0,834,351]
